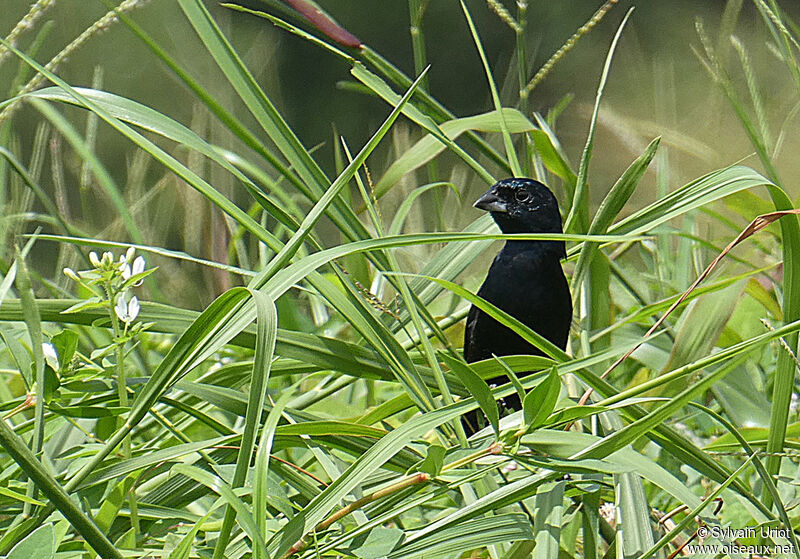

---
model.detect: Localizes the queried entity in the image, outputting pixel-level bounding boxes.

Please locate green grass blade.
[372,108,535,199]
[350,63,495,186]
[265,399,480,558]
[212,291,277,559]
[252,66,429,284]
[0,38,277,250]
[441,352,499,436]
[572,137,660,294]
[26,87,301,231]
[253,391,291,559]
[564,8,633,233]
[389,514,534,559]
[532,481,564,559]
[177,0,371,243]
[28,99,144,243]
[173,464,266,557]
[0,418,122,559]
[458,0,521,177]
[177,0,327,191]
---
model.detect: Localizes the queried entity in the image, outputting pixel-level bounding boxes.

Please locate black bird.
[463,178,572,434]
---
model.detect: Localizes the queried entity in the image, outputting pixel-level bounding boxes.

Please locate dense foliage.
[1,1,800,558]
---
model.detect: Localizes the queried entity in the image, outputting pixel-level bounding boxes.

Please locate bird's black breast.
[464,243,572,363]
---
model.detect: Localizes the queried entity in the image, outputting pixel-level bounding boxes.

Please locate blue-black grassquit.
[463,178,572,434]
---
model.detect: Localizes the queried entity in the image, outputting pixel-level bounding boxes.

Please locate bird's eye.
[515,190,531,203]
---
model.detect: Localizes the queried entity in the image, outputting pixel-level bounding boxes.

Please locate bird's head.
[473,178,563,235]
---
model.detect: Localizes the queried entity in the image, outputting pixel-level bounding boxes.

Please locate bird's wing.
[463,304,480,363]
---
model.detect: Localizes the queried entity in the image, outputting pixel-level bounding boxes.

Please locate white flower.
[42,343,58,362]
[115,295,140,323]
[102,252,114,265]
[114,296,127,321]
[89,251,101,267]
[121,255,145,285]
[132,256,145,275]
[63,267,80,282]
[599,502,617,527]
[130,256,145,285]
[125,247,136,263]
[128,296,140,321]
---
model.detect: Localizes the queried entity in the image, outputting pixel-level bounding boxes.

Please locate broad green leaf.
[6,524,55,559]
[42,365,59,404]
[522,367,561,430]
[95,476,136,533]
[50,330,78,375]
[0,487,44,506]
[418,445,446,477]
[440,352,498,435]
[354,527,404,559]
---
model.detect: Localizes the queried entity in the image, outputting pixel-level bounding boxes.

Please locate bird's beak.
[473,191,508,213]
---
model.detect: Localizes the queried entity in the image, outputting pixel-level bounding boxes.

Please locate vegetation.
[0,1,800,558]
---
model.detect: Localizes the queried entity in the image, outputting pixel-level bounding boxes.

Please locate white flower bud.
[63,267,80,282]
[89,252,101,267]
